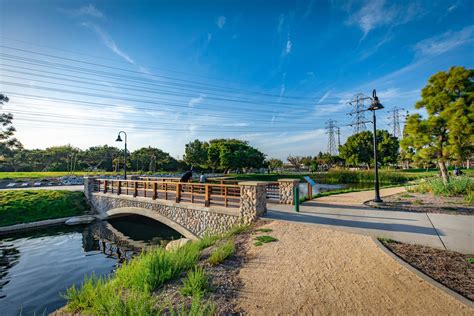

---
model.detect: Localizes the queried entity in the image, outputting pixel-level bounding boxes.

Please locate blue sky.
[0,0,473,160]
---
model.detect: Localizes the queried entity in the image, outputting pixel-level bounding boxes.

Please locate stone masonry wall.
[278,179,299,205]
[90,193,240,238]
[239,182,267,224]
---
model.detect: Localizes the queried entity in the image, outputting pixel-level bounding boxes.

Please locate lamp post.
[115,131,127,180]
[368,89,384,203]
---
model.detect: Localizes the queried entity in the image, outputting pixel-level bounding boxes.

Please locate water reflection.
[0,215,182,315]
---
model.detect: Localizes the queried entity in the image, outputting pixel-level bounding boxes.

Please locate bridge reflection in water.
[84,214,183,262]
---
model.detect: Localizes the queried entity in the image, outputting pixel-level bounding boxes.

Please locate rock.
[166,238,191,251]
[65,215,96,225]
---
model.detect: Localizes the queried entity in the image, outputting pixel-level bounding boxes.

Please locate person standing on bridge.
[199,173,207,183]
[180,168,193,182]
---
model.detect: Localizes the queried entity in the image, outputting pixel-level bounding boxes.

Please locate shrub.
[208,240,235,266]
[412,176,473,197]
[180,267,209,297]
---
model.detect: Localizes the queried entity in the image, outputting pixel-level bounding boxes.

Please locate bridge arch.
[106,207,198,240]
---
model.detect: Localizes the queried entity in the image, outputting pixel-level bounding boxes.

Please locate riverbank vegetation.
[0,190,88,227]
[64,225,250,315]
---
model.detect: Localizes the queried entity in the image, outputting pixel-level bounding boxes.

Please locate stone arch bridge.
[85,178,298,239]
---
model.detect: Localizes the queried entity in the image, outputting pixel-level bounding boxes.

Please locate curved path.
[236,221,472,314]
[267,187,473,254]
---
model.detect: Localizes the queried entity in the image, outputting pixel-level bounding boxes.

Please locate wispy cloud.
[59,4,104,19]
[414,25,474,57]
[217,16,226,29]
[188,94,205,107]
[302,0,316,20]
[344,0,421,39]
[317,90,332,104]
[285,38,292,54]
[82,22,134,64]
[277,14,286,34]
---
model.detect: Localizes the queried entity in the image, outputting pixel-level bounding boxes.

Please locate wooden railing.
[265,182,280,202]
[94,179,240,208]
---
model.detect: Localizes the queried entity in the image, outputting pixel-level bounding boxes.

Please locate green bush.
[0,190,88,226]
[208,240,235,266]
[411,176,473,197]
[180,267,209,297]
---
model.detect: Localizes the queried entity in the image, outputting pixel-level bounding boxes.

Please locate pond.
[298,182,374,197]
[0,215,182,315]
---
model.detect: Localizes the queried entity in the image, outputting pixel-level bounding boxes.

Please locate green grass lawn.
[0,190,89,227]
[0,171,121,180]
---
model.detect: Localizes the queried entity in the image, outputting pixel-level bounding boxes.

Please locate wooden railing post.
[307,182,312,200]
[205,185,210,207]
[117,181,121,195]
[134,181,138,197]
[153,182,157,200]
[176,183,181,202]
[103,180,108,194]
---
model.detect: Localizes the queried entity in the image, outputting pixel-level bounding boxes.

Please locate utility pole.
[325,119,338,155]
[387,107,405,138]
[347,93,371,134]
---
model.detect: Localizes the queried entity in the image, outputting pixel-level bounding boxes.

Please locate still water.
[0,215,182,315]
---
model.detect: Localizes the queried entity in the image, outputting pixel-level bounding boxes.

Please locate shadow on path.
[265,210,442,236]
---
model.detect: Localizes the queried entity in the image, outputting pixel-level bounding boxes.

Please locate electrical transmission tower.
[347,93,371,134]
[387,107,405,138]
[326,120,338,155]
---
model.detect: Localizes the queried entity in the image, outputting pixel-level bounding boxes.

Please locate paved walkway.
[236,221,473,314]
[266,188,474,254]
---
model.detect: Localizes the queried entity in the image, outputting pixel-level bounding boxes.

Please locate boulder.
[65,215,96,225]
[165,238,192,251]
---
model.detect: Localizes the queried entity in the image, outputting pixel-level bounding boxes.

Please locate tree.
[401,66,473,183]
[287,155,304,170]
[339,130,399,168]
[130,146,181,172]
[206,139,265,173]
[184,139,209,169]
[0,113,22,168]
[267,158,283,172]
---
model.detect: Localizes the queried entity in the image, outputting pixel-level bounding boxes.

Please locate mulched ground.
[381,240,474,301]
[367,192,473,215]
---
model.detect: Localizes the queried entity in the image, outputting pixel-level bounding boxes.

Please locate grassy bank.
[64,227,247,315]
[0,190,88,227]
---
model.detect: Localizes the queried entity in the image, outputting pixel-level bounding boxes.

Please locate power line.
[347,93,371,135]
[0,45,341,101]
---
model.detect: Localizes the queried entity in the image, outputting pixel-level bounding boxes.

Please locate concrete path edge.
[0,216,82,235]
[373,237,474,308]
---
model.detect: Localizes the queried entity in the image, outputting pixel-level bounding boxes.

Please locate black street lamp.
[368,89,384,203]
[115,131,127,180]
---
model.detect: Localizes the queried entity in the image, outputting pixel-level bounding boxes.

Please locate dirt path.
[236,221,472,315]
[314,187,406,205]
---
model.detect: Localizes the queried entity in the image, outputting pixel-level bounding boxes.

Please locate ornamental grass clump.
[180,267,210,297]
[208,239,235,266]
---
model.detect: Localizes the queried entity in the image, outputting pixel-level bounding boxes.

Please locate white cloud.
[277,14,285,34]
[414,25,474,57]
[345,0,420,39]
[60,4,104,19]
[188,94,205,107]
[217,16,226,29]
[82,23,135,64]
[286,39,292,54]
[317,90,332,104]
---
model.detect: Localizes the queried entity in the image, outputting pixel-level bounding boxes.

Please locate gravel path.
[236,221,472,315]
